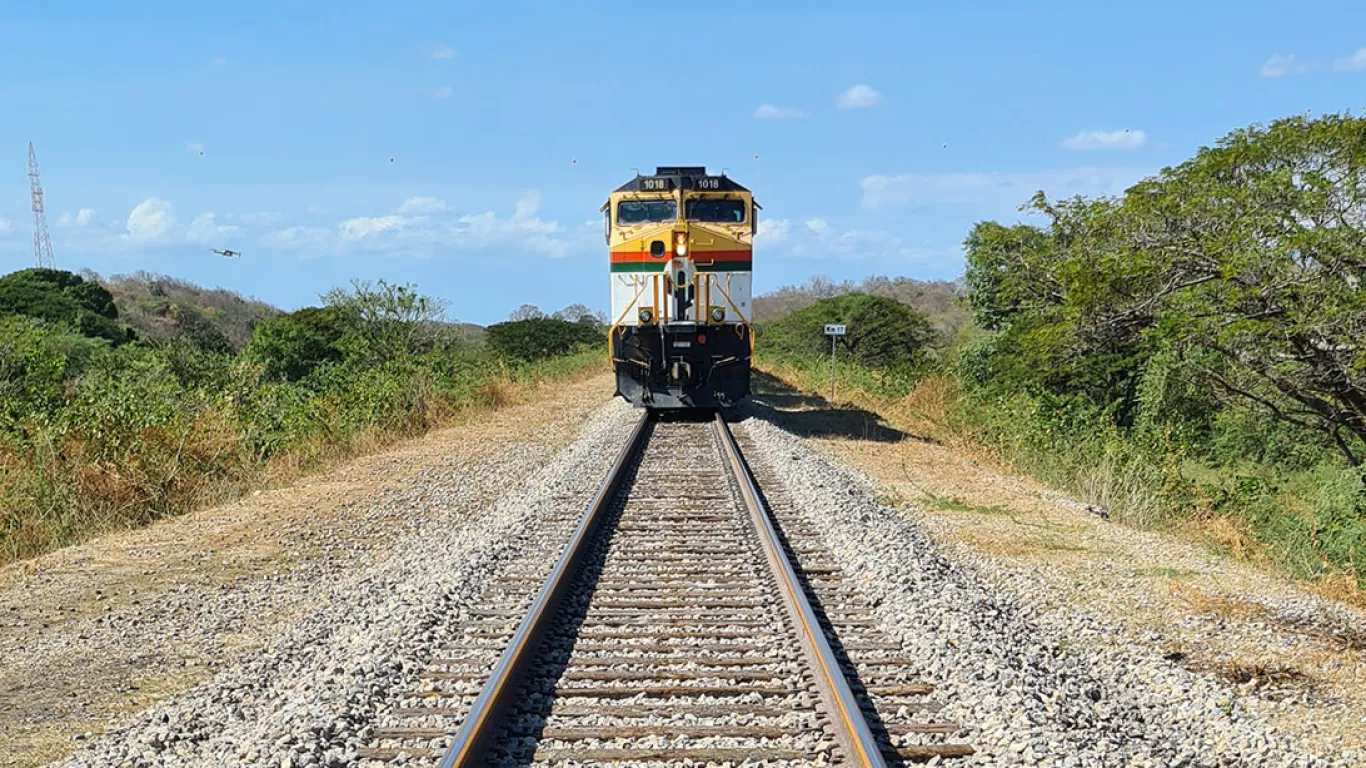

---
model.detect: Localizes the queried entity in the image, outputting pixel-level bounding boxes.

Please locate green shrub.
[0,268,130,344]
[760,294,935,369]
[758,294,937,396]
[485,317,604,362]
[0,269,613,563]
[0,315,109,432]
[246,306,348,382]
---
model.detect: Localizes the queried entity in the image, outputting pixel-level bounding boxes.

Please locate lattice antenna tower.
[28,142,55,269]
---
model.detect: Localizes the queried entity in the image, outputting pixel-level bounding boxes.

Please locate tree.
[167,304,233,355]
[508,304,545,321]
[0,314,108,427]
[551,303,603,327]
[760,294,937,372]
[321,280,447,365]
[752,274,969,340]
[245,306,349,381]
[485,317,604,362]
[964,112,1366,464]
[0,268,129,344]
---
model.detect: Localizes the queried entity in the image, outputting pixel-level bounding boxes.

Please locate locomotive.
[605,167,756,409]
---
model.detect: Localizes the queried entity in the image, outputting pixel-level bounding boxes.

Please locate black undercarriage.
[612,323,751,409]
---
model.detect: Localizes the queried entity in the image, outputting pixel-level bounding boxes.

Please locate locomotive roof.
[613,167,750,194]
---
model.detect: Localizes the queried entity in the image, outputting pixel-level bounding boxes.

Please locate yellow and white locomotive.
[604,166,756,409]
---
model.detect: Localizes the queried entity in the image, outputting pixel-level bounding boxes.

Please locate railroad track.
[358,412,973,766]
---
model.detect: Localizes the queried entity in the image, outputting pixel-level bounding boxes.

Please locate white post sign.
[824,324,846,400]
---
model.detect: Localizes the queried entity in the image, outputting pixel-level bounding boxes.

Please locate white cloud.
[0,217,10,235]
[752,213,953,267]
[1259,54,1312,78]
[261,226,331,252]
[836,84,882,110]
[513,191,543,221]
[126,198,176,241]
[1333,48,1366,72]
[432,44,456,60]
[187,212,241,243]
[754,104,807,120]
[254,193,580,259]
[754,218,791,246]
[340,215,408,240]
[211,56,228,66]
[186,142,205,156]
[1059,129,1149,151]
[56,210,96,227]
[433,85,453,100]
[397,196,447,215]
[860,166,1151,209]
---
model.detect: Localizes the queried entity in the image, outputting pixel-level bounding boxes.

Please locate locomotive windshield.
[617,199,677,224]
[685,198,746,223]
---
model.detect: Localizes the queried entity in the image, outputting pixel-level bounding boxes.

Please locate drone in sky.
[210,248,241,258]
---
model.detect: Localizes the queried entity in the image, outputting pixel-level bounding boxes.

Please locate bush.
[0,268,130,344]
[246,306,348,382]
[760,294,936,369]
[0,315,108,431]
[485,317,604,362]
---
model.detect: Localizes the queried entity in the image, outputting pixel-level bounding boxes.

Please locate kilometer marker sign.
[824,324,846,399]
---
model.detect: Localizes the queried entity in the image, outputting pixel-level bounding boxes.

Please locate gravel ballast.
[735,404,1349,767]
[52,399,639,768]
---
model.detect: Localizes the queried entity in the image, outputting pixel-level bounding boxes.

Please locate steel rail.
[714,412,888,768]
[437,410,653,768]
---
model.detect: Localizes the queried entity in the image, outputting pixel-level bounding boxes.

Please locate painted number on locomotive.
[695,177,722,190]
[640,178,671,191]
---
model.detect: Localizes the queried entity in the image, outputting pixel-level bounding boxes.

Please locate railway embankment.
[4,373,1362,767]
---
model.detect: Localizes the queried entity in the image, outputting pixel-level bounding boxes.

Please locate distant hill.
[89,270,281,352]
[754,275,971,343]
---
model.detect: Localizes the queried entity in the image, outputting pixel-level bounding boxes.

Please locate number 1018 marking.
[695,177,721,190]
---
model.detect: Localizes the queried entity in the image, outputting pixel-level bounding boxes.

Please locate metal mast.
[27,142,55,269]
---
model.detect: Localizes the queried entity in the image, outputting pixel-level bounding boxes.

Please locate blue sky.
[2,1,1365,325]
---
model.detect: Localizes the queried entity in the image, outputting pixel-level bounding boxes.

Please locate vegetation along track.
[357,412,973,766]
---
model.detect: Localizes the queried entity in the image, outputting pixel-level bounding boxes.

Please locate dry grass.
[473,378,520,410]
[1075,452,1165,529]
[0,358,606,566]
[0,370,618,768]
[1182,514,1265,566]
[1172,584,1366,652]
[761,363,1366,604]
[1312,571,1366,608]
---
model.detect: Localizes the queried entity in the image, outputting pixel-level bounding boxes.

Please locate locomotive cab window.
[685,198,746,223]
[617,199,677,224]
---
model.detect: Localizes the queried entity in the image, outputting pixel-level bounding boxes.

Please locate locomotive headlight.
[638,307,654,323]
[709,306,725,323]
[674,232,687,256]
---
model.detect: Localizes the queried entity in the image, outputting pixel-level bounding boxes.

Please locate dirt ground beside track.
[752,373,1366,758]
[0,373,617,768]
